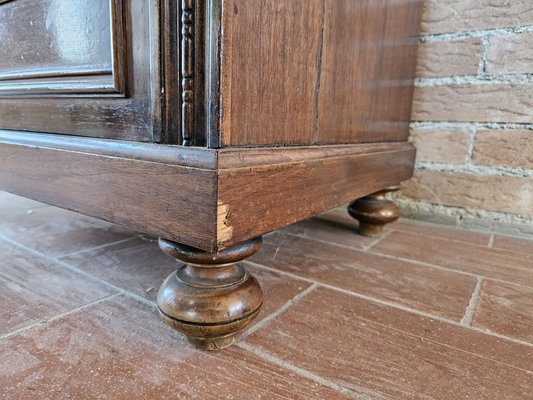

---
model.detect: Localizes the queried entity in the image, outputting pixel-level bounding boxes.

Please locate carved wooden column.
[348,185,401,237]
[157,237,263,350]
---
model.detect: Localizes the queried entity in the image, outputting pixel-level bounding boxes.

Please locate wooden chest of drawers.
[0,0,423,350]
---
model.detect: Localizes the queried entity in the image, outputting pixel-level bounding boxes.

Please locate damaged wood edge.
[216,199,234,246]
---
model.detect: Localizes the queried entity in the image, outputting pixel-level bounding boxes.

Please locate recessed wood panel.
[0,0,167,142]
[316,0,423,144]
[0,0,124,96]
[219,0,324,146]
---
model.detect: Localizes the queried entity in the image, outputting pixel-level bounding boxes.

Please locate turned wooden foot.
[157,237,263,351]
[348,185,400,237]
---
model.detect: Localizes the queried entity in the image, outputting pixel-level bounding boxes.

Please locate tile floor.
[0,191,532,399]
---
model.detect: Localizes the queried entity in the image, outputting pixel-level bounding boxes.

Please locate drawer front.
[0,0,178,142]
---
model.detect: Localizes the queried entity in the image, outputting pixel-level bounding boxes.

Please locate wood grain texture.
[0,132,218,251]
[316,0,423,144]
[219,0,324,146]
[217,142,415,248]
[0,0,158,141]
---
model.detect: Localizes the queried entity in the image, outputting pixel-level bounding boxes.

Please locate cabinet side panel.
[219,0,324,146]
[317,0,423,144]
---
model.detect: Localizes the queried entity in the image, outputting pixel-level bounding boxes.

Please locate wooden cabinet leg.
[157,237,263,351]
[348,185,401,237]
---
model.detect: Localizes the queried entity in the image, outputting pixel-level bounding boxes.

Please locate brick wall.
[400,0,533,233]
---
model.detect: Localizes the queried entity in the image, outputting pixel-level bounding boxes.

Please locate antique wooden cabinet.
[0,0,423,350]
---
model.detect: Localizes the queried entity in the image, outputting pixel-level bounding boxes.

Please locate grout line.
[237,342,368,400]
[479,35,489,76]
[415,73,533,87]
[362,229,392,252]
[0,234,157,309]
[239,284,318,339]
[488,234,495,248]
[278,229,533,291]
[0,293,119,341]
[58,236,138,258]
[414,161,533,178]
[243,260,533,349]
[460,278,483,326]
[420,24,533,42]
[410,121,533,131]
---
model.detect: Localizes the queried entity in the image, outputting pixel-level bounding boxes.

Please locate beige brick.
[412,84,533,123]
[410,129,469,164]
[473,130,533,169]
[401,170,533,214]
[417,39,481,77]
[486,32,533,74]
[422,0,533,35]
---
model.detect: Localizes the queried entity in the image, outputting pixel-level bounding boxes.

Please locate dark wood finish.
[0,0,126,96]
[0,130,218,250]
[348,185,401,237]
[316,0,423,144]
[217,144,415,248]
[0,0,167,142]
[157,237,263,350]
[0,0,423,349]
[219,0,324,146]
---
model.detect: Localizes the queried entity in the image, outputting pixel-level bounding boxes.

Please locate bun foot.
[157,237,263,351]
[348,185,400,237]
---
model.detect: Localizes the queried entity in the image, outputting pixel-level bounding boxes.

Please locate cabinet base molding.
[157,237,263,350]
[348,185,401,237]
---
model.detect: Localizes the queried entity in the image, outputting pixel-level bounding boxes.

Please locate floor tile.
[245,287,533,399]
[281,209,378,250]
[0,191,49,215]
[472,280,533,343]
[0,296,349,400]
[250,232,476,321]
[0,240,114,336]
[0,206,133,257]
[492,235,533,258]
[60,237,313,324]
[391,219,491,246]
[372,230,533,287]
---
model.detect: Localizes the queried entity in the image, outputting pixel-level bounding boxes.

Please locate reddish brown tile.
[391,218,491,246]
[0,206,133,257]
[473,280,533,343]
[245,288,533,399]
[60,237,312,323]
[492,235,533,258]
[0,296,349,400]
[0,240,114,335]
[281,209,378,250]
[251,232,476,321]
[372,230,533,286]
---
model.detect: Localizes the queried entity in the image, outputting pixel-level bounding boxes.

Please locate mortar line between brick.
[415,161,533,178]
[460,277,483,326]
[420,24,533,42]
[415,73,533,87]
[243,260,533,349]
[0,293,119,341]
[488,234,495,248]
[410,121,533,130]
[239,283,318,339]
[237,342,368,400]
[0,234,157,309]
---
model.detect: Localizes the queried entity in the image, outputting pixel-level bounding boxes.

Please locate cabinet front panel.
[0,0,171,142]
[0,0,121,95]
